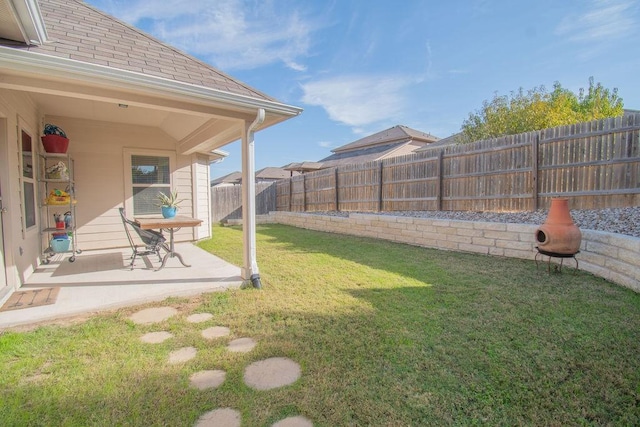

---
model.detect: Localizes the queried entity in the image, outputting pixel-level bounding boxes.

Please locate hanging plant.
[41,124,69,153]
[43,124,67,138]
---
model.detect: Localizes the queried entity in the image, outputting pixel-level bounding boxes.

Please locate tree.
[459,77,624,143]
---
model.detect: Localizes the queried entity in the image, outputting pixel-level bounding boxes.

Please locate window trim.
[123,148,176,217]
[18,121,37,235]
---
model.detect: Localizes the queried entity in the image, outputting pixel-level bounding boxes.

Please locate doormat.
[0,288,60,312]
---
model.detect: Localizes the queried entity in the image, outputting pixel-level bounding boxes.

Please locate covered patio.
[0,0,302,316]
[0,243,241,329]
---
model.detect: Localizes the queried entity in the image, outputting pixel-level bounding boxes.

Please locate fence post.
[436,150,443,211]
[532,133,539,211]
[288,178,292,212]
[303,174,307,212]
[378,162,384,212]
[334,167,340,211]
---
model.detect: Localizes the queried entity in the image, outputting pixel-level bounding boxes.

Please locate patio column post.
[241,108,265,288]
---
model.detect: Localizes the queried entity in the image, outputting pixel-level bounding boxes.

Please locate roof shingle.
[333,125,439,153]
[3,0,276,102]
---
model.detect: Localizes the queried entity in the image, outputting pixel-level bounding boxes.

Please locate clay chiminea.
[535,198,581,255]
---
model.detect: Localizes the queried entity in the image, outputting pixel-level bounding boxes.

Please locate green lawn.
[1,224,639,426]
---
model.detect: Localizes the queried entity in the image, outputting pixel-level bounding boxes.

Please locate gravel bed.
[309,206,640,238]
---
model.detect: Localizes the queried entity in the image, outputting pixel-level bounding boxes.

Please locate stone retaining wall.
[266,211,640,293]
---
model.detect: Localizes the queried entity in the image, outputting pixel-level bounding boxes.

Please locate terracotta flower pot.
[41,134,69,153]
[535,198,581,255]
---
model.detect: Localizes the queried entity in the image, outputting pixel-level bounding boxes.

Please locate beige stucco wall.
[46,116,211,251]
[0,88,42,291]
[269,211,640,293]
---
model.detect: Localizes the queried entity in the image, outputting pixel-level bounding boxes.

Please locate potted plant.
[41,124,69,154]
[157,189,182,218]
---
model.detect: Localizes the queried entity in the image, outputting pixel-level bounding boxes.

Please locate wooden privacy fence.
[276,114,640,212]
[211,182,276,222]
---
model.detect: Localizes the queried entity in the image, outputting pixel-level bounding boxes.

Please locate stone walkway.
[131,306,312,427]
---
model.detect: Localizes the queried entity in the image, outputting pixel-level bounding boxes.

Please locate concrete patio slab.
[0,243,242,330]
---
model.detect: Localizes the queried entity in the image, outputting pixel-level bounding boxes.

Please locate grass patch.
[2,224,639,425]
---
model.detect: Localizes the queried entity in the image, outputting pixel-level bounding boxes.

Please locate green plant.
[460,77,624,143]
[43,123,67,138]
[156,189,182,208]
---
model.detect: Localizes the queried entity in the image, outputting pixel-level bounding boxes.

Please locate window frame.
[123,148,176,217]
[18,124,37,235]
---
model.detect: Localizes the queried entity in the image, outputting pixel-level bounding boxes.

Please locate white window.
[124,149,175,216]
[20,129,36,231]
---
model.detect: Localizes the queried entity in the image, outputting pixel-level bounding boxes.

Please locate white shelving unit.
[37,152,81,263]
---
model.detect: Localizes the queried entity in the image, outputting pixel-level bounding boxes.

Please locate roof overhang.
[209,149,229,164]
[0,0,48,45]
[0,46,302,155]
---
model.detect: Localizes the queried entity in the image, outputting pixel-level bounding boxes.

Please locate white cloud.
[555,0,636,43]
[300,75,414,128]
[95,0,315,71]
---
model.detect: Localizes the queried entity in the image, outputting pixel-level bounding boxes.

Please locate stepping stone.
[272,416,313,427]
[129,307,177,325]
[186,313,213,323]
[190,370,226,390]
[168,346,196,364]
[140,331,173,344]
[244,357,301,391]
[227,337,256,353]
[201,326,231,340]
[195,408,241,427]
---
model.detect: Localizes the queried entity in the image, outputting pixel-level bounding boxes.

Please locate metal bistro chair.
[119,207,166,269]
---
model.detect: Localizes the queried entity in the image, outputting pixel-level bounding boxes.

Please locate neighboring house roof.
[211,167,298,186]
[0,0,302,155]
[282,161,324,173]
[414,132,463,152]
[211,171,242,186]
[255,167,298,180]
[319,141,412,167]
[318,125,440,167]
[332,125,439,154]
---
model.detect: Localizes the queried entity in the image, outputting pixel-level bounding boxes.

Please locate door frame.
[0,117,10,303]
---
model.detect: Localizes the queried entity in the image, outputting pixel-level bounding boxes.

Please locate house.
[0,0,301,299]
[413,132,463,152]
[211,171,243,187]
[281,161,324,174]
[255,167,300,181]
[211,167,298,187]
[317,125,439,168]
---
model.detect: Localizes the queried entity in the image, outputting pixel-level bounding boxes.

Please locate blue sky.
[85,0,640,179]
